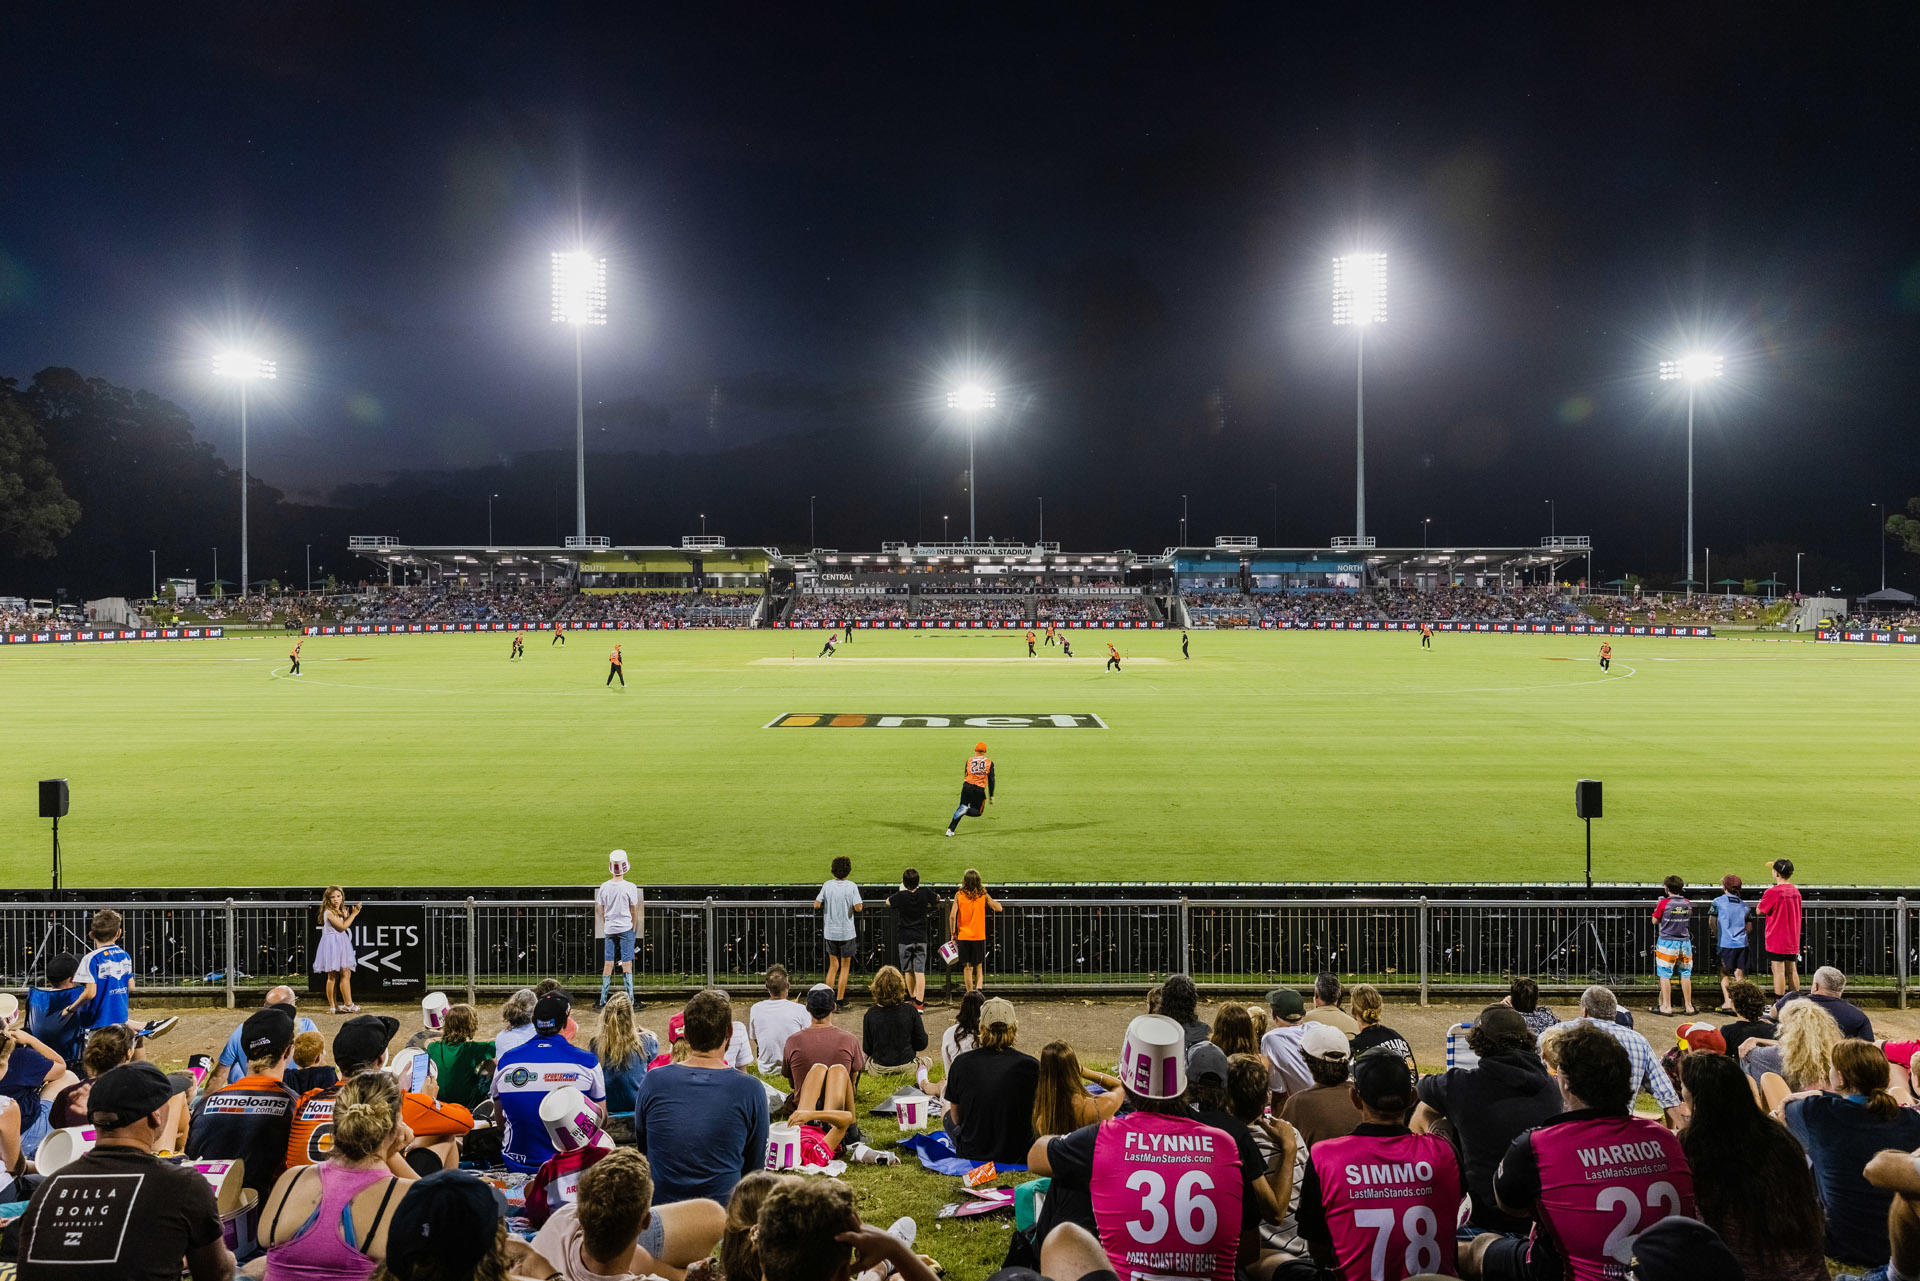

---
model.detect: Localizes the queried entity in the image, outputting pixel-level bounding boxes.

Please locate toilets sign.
[308,905,427,996]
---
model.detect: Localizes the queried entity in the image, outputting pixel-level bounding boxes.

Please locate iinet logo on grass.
[765,713,1107,729]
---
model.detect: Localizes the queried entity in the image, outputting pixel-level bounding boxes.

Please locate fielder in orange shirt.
[1105,641,1122,672]
[606,643,624,687]
[946,742,996,836]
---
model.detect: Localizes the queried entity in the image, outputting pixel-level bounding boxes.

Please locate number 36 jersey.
[1090,1111,1245,1281]
[1496,1110,1696,1281]
[1309,1129,1462,1280]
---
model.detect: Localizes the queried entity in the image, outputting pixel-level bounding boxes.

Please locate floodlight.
[550,251,608,326]
[212,352,277,380]
[1332,253,1387,327]
[1659,353,1723,383]
[946,385,996,413]
[213,349,277,599]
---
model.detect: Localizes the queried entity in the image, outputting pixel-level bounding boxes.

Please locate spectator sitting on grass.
[1259,987,1312,1108]
[288,1014,472,1176]
[782,986,864,1104]
[753,1177,939,1281]
[747,966,809,1076]
[1773,964,1874,1040]
[187,1006,301,1204]
[211,987,318,1091]
[632,988,769,1205]
[1303,972,1358,1036]
[496,989,538,1056]
[24,953,90,1067]
[591,994,655,1145]
[371,1168,545,1281]
[0,1023,81,1163]
[1230,1051,1307,1275]
[425,1003,494,1110]
[944,997,1039,1165]
[860,966,926,1072]
[941,990,983,1070]
[1278,1024,1362,1147]
[1502,977,1558,1035]
[1159,973,1210,1048]
[1030,1040,1123,1137]
[1784,1038,1920,1270]
[526,1147,726,1281]
[258,1070,412,1281]
[1741,996,1842,1106]
[1560,985,1684,1126]
[1716,979,1776,1061]
[285,1030,338,1095]
[1347,983,1415,1072]
[494,996,602,1174]
[1207,1002,1260,1058]
[719,1171,789,1281]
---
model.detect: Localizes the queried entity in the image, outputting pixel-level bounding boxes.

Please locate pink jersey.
[1526,1115,1694,1281]
[1090,1111,1245,1281]
[1309,1130,1461,1280]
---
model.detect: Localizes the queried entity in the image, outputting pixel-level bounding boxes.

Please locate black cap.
[385,1169,503,1274]
[1351,1047,1415,1112]
[90,1062,175,1128]
[805,986,837,1018]
[240,1007,296,1061]
[1627,1216,1745,1281]
[47,953,79,985]
[334,1014,401,1069]
[533,994,571,1034]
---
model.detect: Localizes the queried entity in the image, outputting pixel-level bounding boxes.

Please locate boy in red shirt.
[1757,858,1804,996]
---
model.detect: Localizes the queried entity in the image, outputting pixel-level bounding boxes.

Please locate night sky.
[4,5,1918,583]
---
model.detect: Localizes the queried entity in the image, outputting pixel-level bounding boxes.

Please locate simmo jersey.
[1089,1111,1245,1281]
[1309,1130,1460,1280]
[1519,1113,1695,1281]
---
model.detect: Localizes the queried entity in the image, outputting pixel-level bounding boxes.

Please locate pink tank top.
[264,1162,394,1281]
[1526,1115,1695,1281]
[1089,1111,1245,1281]
[1308,1130,1461,1280]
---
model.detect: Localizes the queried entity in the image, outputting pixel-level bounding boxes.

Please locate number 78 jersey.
[1090,1111,1245,1281]
[1309,1130,1461,1280]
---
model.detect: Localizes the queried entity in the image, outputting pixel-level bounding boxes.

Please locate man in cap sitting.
[285,1013,471,1176]
[18,1062,236,1281]
[186,1004,302,1203]
[1259,987,1314,1109]
[1028,1013,1254,1279]
[494,992,605,1173]
[1279,1023,1363,1147]
[943,997,1038,1166]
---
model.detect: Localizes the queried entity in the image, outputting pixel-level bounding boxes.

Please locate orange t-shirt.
[609,648,621,664]
[955,892,987,941]
[963,755,993,787]
[286,1083,473,1167]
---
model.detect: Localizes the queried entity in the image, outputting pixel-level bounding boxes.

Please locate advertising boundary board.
[1817,629,1920,644]
[0,626,225,646]
[773,620,1164,629]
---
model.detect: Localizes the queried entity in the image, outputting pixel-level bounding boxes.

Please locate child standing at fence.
[314,887,361,1013]
[1651,875,1696,1017]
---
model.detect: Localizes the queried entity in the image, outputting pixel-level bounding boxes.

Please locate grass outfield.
[2,628,1915,888]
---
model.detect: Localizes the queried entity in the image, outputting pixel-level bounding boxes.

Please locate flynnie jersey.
[963,756,993,787]
[1089,1110,1244,1281]
[1512,1113,1694,1281]
[1309,1130,1460,1280]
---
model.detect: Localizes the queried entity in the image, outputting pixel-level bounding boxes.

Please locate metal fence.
[3,896,1909,1007]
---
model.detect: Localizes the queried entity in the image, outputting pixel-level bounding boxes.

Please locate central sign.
[765,712,1107,729]
[307,904,428,996]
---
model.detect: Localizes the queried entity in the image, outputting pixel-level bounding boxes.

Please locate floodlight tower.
[946,384,996,544]
[552,251,608,542]
[1332,253,1387,543]
[1658,353,1723,594]
[212,351,277,597]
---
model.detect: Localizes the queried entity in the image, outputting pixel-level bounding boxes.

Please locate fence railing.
[3,896,1908,1007]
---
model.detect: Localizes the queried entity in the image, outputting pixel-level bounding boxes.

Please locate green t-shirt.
[427,1039,495,1109]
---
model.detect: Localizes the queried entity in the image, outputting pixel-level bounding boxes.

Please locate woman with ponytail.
[1784,1038,1920,1269]
[262,1071,414,1281]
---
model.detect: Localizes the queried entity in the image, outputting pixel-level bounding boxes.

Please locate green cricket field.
[2,628,1913,888]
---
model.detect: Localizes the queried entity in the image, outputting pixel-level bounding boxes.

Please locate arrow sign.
[357,950,403,972]
[313,905,426,997]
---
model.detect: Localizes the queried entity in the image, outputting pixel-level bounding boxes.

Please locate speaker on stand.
[40,779,69,891]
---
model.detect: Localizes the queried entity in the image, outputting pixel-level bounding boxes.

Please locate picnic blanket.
[895,1129,1027,1176]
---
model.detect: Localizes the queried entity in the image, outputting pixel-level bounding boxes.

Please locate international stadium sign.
[765,713,1107,729]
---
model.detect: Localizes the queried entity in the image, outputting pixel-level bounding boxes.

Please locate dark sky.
[4,5,1918,582]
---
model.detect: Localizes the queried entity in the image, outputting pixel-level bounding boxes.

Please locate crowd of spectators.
[563,591,759,627]
[1587,592,1777,625]
[1182,583,1575,625]
[344,584,576,625]
[785,594,910,624]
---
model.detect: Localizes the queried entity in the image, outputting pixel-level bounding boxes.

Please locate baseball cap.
[1301,1023,1351,1060]
[385,1169,505,1275]
[533,994,571,1034]
[1187,1041,1229,1086]
[1266,988,1305,1022]
[609,849,629,874]
[979,997,1016,1028]
[1721,874,1742,893]
[666,1011,687,1043]
[47,953,80,985]
[1676,1022,1727,1055]
[241,1006,297,1061]
[1351,1048,1416,1112]
[974,741,987,751]
[1627,1215,1744,1281]
[805,987,838,1018]
[89,1062,176,1128]
[334,1014,401,1069]
[1118,1014,1186,1099]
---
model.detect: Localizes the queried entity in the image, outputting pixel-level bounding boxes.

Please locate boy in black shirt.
[885,869,941,1009]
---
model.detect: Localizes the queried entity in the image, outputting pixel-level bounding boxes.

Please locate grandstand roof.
[347,537,783,574]
[1161,540,1590,575]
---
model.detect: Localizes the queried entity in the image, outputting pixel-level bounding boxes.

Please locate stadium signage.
[300,621,694,635]
[773,620,1163,629]
[765,712,1107,729]
[307,904,427,996]
[1,626,224,645]
[1817,628,1920,644]
[1243,621,1714,637]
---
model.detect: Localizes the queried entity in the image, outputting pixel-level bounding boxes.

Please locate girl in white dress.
[314,885,362,1013]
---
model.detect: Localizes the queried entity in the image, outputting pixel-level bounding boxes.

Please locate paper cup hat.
[765,1121,804,1170]
[0,993,16,1028]
[539,1086,612,1155]
[1117,1014,1187,1100]
[35,1126,98,1174]
[421,992,450,1030]
[895,1092,931,1130]
[609,849,629,874]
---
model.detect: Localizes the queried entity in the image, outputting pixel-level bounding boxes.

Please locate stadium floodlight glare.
[1659,352,1724,593]
[551,250,608,544]
[213,351,278,599]
[1331,253,1386,543]
[945,384,998,544]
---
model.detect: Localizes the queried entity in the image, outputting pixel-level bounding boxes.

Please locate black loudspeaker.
[39,778,69,819]
[1574,779,1602,820]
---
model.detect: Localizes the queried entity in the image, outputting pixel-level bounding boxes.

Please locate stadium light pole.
[1422,517,1432,550]
[305,544,311,592]
[1872,502,1887,591]
[1037,497,1043,545]
[1180,494,1188,546]
[946,384,996,544]
[1659,352,1722,595]
[943,514,950,542]
[809,495,815,548]
[212,351,277,598]
[1332,253,1387,543]
[150,550,157,600]
[1545,498,1555,541]
[1796,551,1804,596]
[551,250,608,543]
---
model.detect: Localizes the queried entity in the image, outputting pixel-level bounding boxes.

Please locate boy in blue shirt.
[1711,873,1752,1013]
[76,909,177,1041]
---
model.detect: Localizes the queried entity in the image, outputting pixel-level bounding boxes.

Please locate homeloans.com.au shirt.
[493,1036,606,1172]
[19,1144,225,1281]
[185,1074,301,1202]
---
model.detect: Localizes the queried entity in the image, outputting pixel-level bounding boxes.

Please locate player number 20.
[1353,1206,1443,1279]
[1122,1170,1219,1246]
[1598,1180,1681,1261]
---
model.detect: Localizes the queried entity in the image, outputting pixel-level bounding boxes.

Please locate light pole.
[1422,518,1432,550]
[1037,497,1043,545]
[212,351,276,597]
[305,544,311,592]
[1659,353,1723,594]
[1545,498,1555,541]
[1872,502,1887,591]
[700,512,707,537]
[551,250,608,542]
[946,385,996,544]
[1796,551,1804,596]
[1269,482,1278,547]
[943,514,950,542]
[1333,253,1387,542]
[488,493,499,547]
[211,547,218,596]
[150,550,157,600]
[1180,494,1188,546]
[809,496,816,548]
